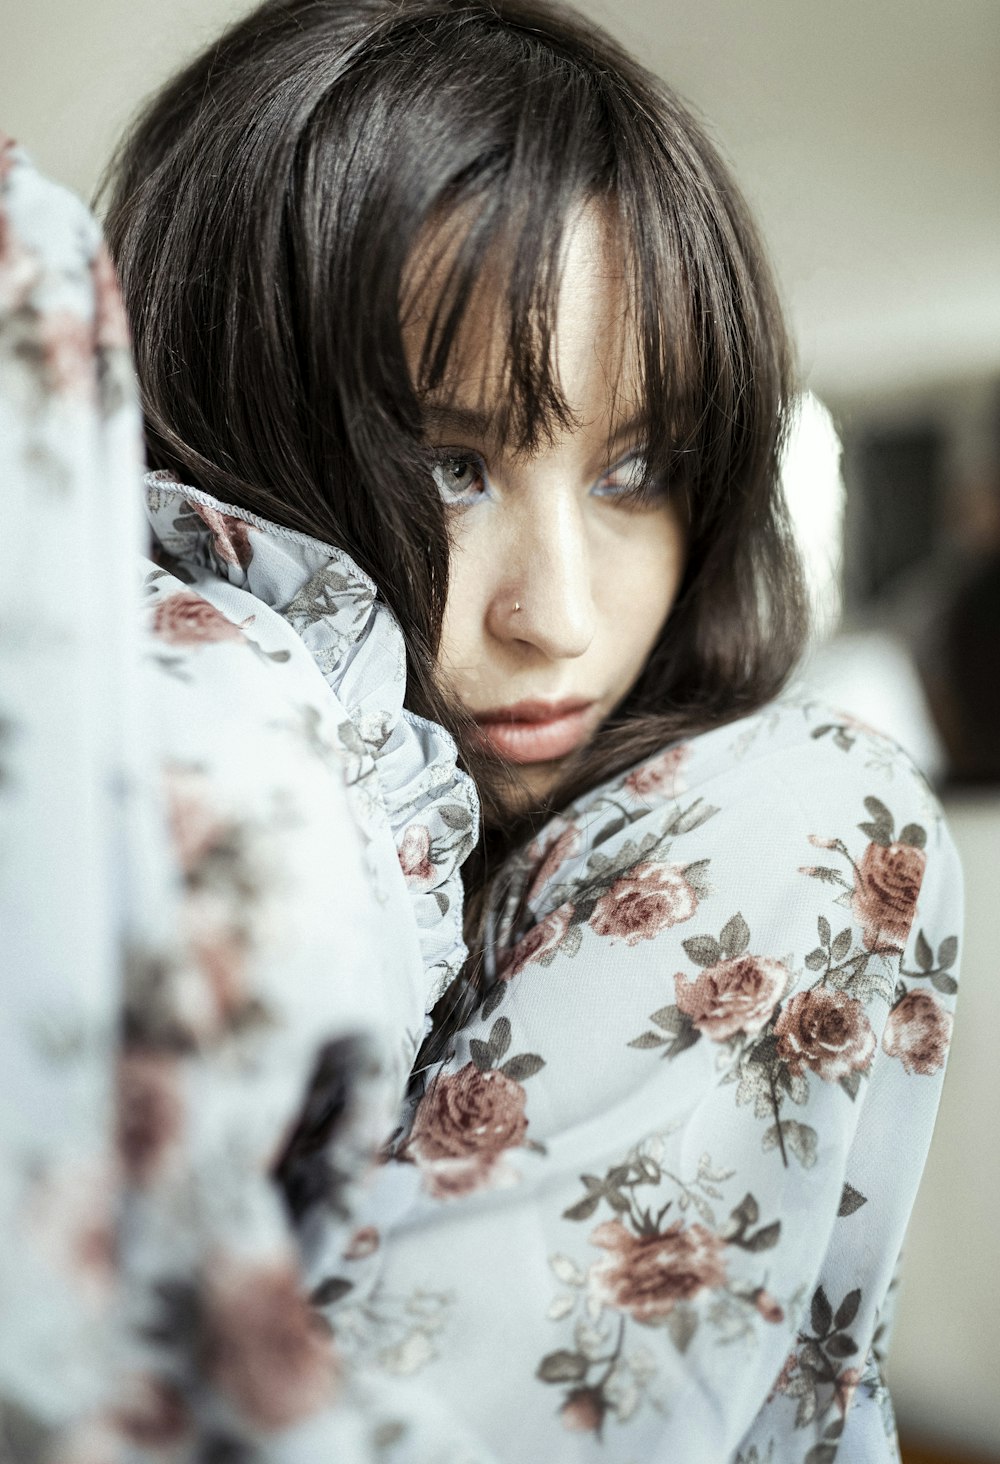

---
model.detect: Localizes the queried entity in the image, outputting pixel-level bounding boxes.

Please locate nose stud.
[512,601,522,613]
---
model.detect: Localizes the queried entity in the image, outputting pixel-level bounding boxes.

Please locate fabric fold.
[143,471,479,1015]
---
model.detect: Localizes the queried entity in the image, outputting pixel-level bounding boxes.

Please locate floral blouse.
[0,142,962,1464]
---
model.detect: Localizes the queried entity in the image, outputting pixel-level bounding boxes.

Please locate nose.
[489,489,596,660]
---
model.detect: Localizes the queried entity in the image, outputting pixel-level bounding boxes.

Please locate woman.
[0,0,961,1459]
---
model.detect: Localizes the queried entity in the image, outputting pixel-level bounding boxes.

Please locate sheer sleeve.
[0,134,151,1460]
[0,140,470,1464]
[357,704,962,1463]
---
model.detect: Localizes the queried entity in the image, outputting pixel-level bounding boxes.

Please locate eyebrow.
[607,412,649,448]
[419,401,650,448]
[419,403,499,441]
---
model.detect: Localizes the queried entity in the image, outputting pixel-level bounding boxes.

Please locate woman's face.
[404,206,686,802]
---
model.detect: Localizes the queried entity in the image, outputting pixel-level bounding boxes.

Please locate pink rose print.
[190,500,254,570]
[27,1161,116,1302]
[834,1366,862,1417]
[113,1375,190,1448]
[754,1289,785,1324]
[590,862,697,947]
[588,1218,726,1323]
[768,1350,800,1403]
[499,904,574,981]
[560,1387,607,1434]
[204,1259,338,1430]
[91,246,131,352]
[528,823,581,902]
[116,1050,183,1186]
[883,990,952,1075]
[675,954,789,1040]
[40,310,94,396]
[624,743,689,801]
[190,926,250,1028]
[0,211,35,311]
[852,840,926,951]
[343,1226,380,1261]
[406,1061,529,1199]
[153,591,246,647]
[164,769,227,875]
[835,708,886,738]
[775,987,875,1082]
[397,824,435,888]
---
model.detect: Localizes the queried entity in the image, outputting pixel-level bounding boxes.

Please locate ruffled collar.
[143,470,479,1012]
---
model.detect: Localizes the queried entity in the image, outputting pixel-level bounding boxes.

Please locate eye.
[429,451,489,508]
[592,450,666,506]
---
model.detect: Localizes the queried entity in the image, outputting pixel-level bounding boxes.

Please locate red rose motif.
[836,708,885,738]
[774,987,875,1081]
[560,1387,607,1434]
[190,501,254,570]
[204,1260,338,1429]
[528,824,581,901]
[343,1225,380,1261]
[883,990,952,1075]
[590,863,697,947]
[852,840,926,951]
[588,1218,726,1322]
[114,1376,190,1447]
[624,744,689,801]
[0,213,38,313]
[397,824,435,888]
[768,1351,800,1403]
[191,926,250,1027]
[754,1289,785,1324]
[41,310,94,396]
[153,592,245,647]
[91,246,131,352]
[28,1161,116,1301]
[834,1365,862,1417]
[675,954,788,1040]
[117,1050,183,1186]
[499,904,574,981]
[406,1062,529,1198]
[164,769,228,875]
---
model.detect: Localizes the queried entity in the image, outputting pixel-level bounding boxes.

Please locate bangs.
[367,7,784,508]
[402,189,694,495]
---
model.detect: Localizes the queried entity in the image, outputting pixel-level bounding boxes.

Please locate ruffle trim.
[143,471,479,1012]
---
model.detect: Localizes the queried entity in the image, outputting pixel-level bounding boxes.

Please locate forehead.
[400,200,644,437]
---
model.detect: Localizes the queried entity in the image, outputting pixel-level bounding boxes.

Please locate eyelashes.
[427,447,667,511]
[590,451,667,504]
[429,451,489,507]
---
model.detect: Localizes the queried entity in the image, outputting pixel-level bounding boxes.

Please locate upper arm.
[372,705,962,1459]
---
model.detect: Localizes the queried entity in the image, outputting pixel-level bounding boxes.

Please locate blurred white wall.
[4,0,997,401]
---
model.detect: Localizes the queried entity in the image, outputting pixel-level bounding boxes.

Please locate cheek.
[437,535,485,680]
[599,511,685,667]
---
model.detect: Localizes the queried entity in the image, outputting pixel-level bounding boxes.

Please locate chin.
[503,760,565,810]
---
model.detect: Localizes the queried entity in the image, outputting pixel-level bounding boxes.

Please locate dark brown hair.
[101,0,808,1048]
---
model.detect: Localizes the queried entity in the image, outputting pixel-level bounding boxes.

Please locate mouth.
[471,698,597,764]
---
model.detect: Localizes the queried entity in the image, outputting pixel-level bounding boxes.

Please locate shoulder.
[651,695,942,826]
[520,696,952,912]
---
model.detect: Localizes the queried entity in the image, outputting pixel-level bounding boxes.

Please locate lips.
[471,698,596,764]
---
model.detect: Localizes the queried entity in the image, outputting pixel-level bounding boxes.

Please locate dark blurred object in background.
[832,374,1000,792]
[821,375,1000,1464]
[845,423,946,608]
[921,552,1000,787]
